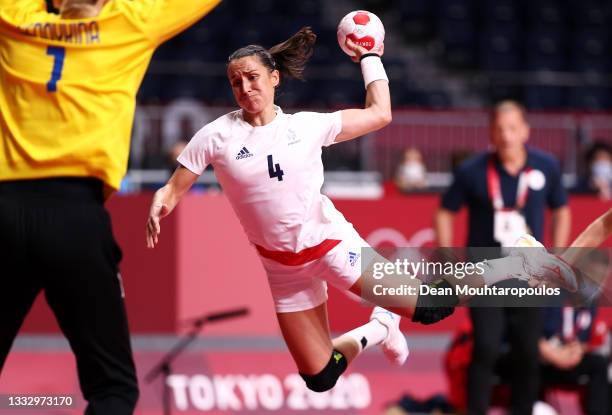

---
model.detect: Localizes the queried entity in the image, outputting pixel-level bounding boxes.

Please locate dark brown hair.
[60,0,98,19]
[585,140,612,166]
[228,27,316,82]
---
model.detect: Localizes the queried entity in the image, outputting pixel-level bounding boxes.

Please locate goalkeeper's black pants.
[0,178,139,415]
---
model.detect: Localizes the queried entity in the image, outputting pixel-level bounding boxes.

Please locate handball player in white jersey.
[146,27,578,392]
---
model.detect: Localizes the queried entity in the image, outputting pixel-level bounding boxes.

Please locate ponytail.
[228,27,316,82]
[269,27,316,81]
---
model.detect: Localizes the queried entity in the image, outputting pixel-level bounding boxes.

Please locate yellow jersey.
[0,0,220,192]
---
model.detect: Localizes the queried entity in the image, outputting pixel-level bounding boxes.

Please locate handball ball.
[337,10,385,57]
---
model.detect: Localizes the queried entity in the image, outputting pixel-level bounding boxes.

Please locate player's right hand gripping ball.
[337,10,385,57]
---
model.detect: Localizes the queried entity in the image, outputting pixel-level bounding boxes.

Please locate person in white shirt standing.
[145,27,575,393]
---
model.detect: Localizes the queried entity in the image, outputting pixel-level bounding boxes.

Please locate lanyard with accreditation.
[487,155,531,247]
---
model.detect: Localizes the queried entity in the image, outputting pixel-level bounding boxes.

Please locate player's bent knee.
[300,350,347,392]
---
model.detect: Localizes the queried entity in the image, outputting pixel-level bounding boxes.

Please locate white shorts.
[259,228,370,313]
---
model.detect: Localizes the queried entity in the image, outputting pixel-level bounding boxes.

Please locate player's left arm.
[126,0,220,45]
[0,0,17,10]
[1,0,45,12]
[335,39,391,143]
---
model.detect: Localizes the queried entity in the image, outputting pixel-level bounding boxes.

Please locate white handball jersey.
[177,106,353,253]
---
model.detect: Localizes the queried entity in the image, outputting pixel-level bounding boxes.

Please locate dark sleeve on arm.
[441,168,468,212]
[546,159,568,209]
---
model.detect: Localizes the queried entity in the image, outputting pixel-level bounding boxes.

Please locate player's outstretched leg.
[333,306,408,367]
[348,253,458,326]
[276,303,345,392]
[347,244,578,327]
[277,301,411,393]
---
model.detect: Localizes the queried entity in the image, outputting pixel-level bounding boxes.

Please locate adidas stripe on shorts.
[259,227,370,313]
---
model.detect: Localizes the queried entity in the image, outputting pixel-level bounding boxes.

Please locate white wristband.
[360,55,388,89]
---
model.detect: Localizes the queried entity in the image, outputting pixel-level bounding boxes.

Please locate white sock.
[481,256,525,286]
[342,319,389,353]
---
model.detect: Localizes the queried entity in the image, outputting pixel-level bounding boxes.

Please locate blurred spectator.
[537,303,609,415]
[444,306,610,415]
[395,147,427,192]
[574,141,612,201]
[435,100,571,415]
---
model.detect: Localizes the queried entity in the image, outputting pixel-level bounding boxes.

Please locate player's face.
[227,56,279,115]
[491,108,530,154]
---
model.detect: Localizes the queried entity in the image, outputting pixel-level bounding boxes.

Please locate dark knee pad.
[300,350,347,392]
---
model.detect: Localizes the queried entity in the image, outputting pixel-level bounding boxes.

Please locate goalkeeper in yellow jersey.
[0,0,220,413]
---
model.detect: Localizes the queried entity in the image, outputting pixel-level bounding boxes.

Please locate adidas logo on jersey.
[348,251,360,267]
[235,147,253,160]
